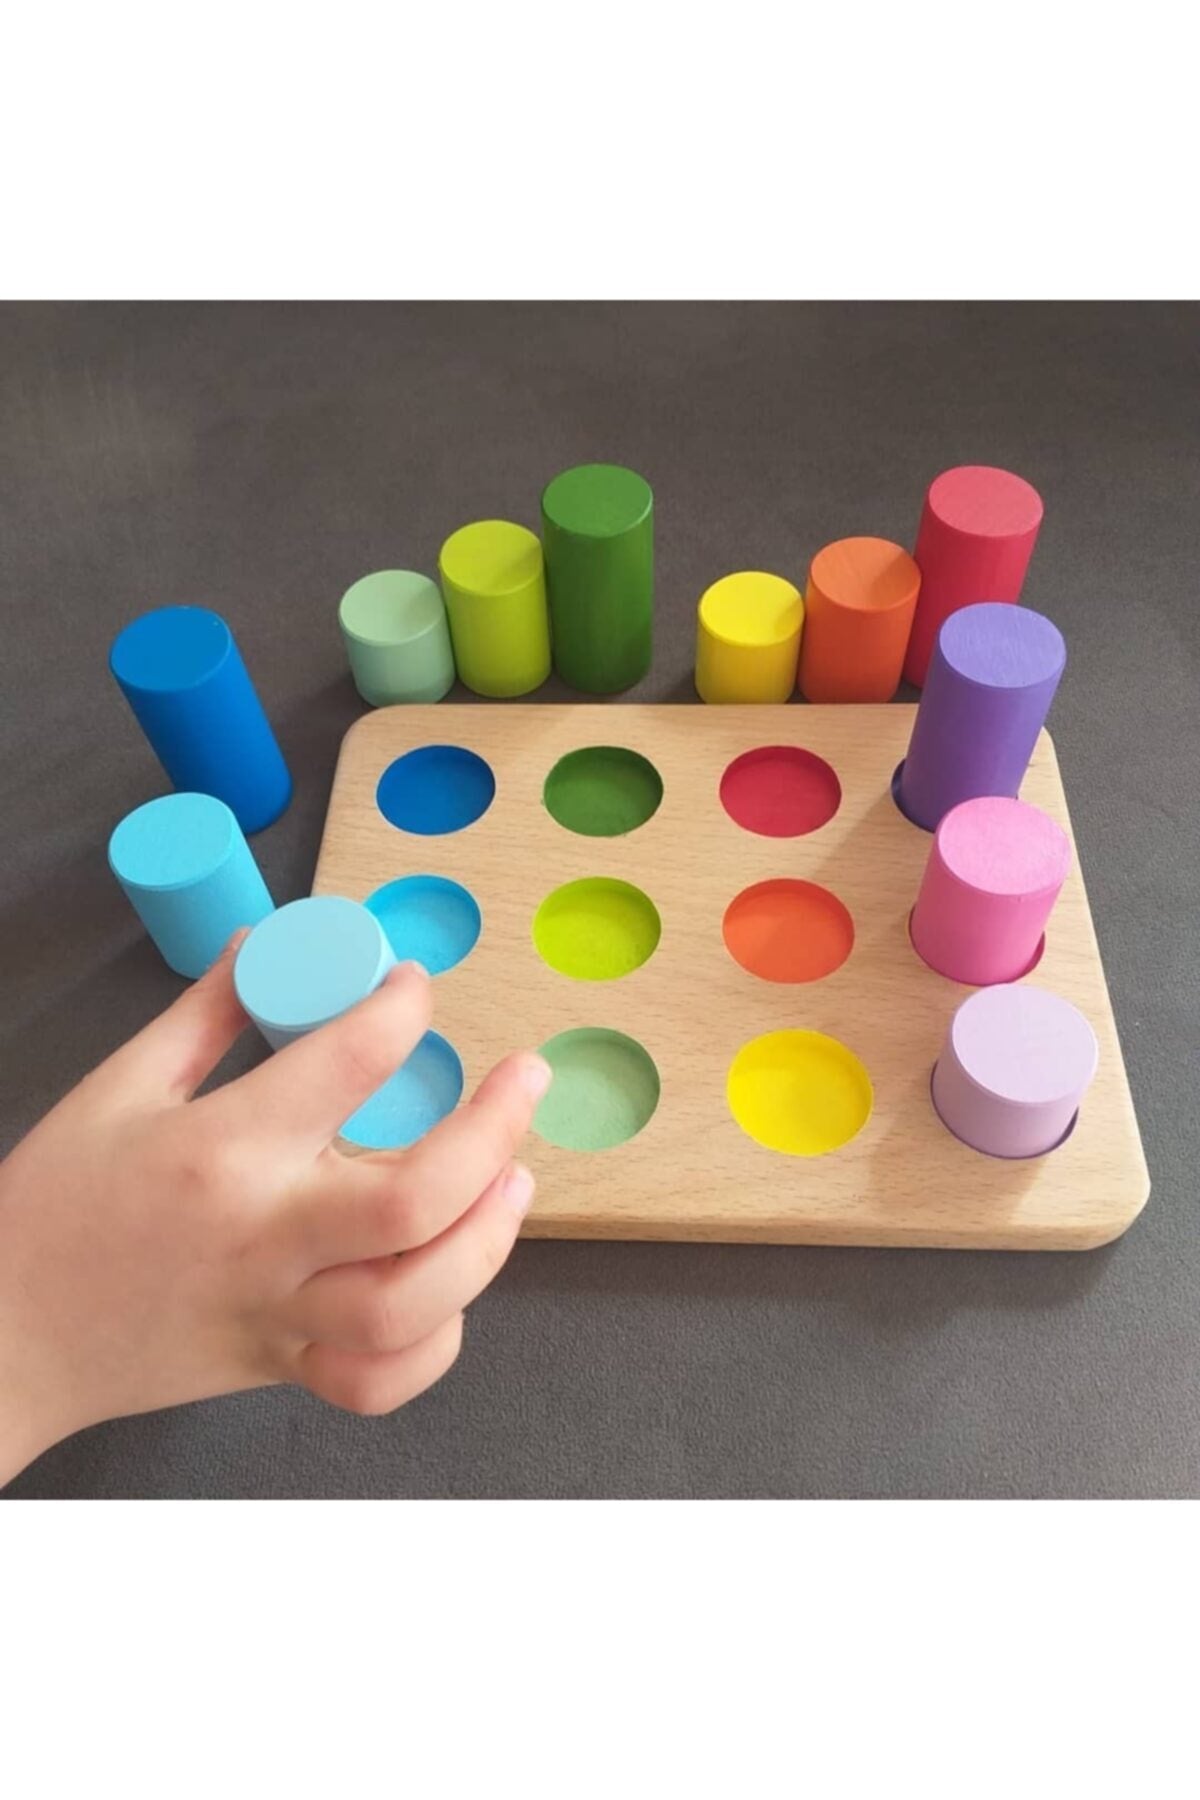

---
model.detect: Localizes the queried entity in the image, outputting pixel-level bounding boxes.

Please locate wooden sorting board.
[312,705,1149,1251]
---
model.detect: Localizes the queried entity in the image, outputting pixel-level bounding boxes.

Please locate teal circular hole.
[543,745,663,837]
[533,1027,660,1151]
[340,1030,464,1150]
[364,875,481,975]
[376,745,495,835]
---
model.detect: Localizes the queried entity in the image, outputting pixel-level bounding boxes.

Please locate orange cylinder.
[798,537,921,703]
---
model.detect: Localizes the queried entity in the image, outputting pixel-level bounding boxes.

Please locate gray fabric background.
[1,301,1196,1500]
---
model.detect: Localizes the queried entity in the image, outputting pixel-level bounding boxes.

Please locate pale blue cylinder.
[108,792,275,979]
[234,895,396,1051]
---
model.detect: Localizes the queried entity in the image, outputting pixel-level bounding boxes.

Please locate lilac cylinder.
[897,603,1066,832]
[932,984,1098,1159]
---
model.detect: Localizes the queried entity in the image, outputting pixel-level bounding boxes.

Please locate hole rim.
[375,744,496,837]
[719,744,843,839]
[722,877,855,985]
[363,873,482,975]
[542,743,664,839]
[532,876,662,983]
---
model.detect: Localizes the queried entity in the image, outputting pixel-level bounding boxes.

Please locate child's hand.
[0,938,551,1486]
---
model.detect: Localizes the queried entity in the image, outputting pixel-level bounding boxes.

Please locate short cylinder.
[234,895,395,1050]
[338,570,456,706]
[109,792,275,979]
[932,983,1098,1158]
[109,606,292,834]
[541,463,654,693]
[799,536,920,703]
[694,571,803,703]
[904,464,1044,687]
[897,602,1066,832]
[911,795,1071,986]
[438,521,550,699]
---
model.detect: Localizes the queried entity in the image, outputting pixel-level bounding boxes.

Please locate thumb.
[97,930,252,1104]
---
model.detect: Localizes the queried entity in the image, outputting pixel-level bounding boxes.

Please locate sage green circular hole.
[543,745,663,838]
[533,877,661,981]
[534,1028,661,1151]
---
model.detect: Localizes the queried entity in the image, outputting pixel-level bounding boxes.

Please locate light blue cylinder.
[108,792,275,979]
[233,895,396,1051]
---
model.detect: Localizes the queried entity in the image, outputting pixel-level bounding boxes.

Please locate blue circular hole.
[364,875,481,975]
[376,745,495,835]
[340,1030,464,1150]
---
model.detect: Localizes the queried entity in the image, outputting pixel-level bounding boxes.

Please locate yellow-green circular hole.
[727,1029,873,1156]
[532,877,661,981]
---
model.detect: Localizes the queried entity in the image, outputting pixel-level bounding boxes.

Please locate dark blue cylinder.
[110,607,292,833]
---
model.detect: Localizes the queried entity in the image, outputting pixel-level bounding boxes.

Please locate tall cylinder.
[932,984,1098,1159]
[897,602,1065,832]
[438,521,550,699]
[109,606,292,834]
[234,895,395,1051]
[799,536,920,703]
[541,463,654,693]
[910,796,1071,987]
[108,792,275,979]
[904,465,1044,686]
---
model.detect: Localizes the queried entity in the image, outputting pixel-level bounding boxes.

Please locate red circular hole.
[719,746,842,837]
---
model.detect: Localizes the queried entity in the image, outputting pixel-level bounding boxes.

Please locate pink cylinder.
[932,984,1098,1158]
[911,795,1070,986]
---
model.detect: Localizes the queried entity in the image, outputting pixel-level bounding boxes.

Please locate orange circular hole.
[723,879,854,983]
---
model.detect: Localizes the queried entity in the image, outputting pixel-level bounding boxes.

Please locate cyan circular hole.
[340,1030,464,1150]
[364,875,481,975]
[376,745,495,835]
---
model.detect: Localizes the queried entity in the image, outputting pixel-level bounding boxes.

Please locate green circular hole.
[543,745,663,838]
[534,1028,661,1151]
[533,877,661,981]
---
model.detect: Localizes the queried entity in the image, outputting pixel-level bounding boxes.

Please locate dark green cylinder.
[541,463,653,693]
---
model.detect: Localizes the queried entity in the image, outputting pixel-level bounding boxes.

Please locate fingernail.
[521,1055,553,1101]
[504,1162,535,1217]
[386,960,428,985]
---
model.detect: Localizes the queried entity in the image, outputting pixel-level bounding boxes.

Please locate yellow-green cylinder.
[438,520,551,699]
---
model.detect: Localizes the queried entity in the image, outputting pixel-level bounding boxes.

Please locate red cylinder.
[904,465,1044,687]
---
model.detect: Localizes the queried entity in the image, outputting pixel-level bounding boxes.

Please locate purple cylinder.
[897,603,1066,832]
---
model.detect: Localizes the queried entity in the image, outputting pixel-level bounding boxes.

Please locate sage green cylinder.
[438,520,551,699]
[541,463,654,693]
[339,571,456,706]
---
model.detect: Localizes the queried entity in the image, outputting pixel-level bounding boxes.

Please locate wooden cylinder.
[933,984,1098,1159]
[339,570,455,706]
[234,895,395,1051]
[109,605,292,834]
[904,465,1044,687]
[108,792,274,979]
[438,521,550,699]
[541,463,653,693]
[911,796,1070,987]
[694,571,803,703]
[798,536,920,703]
[897,603,1065,833]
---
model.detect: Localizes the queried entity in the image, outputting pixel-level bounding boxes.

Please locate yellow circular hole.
[727,1029,873,1156]
[532,877,661,981]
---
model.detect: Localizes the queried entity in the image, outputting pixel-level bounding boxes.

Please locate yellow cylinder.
[694,571,804,704]
[438,520,551,699]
